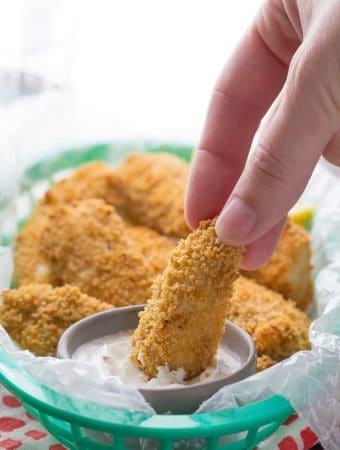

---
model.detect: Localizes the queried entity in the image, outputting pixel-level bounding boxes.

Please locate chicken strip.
[229,277,310,362]
[245,219,313,310]
[41,199,156,306]
[130,219,243,380]
[13,162,121,286]
[0,284,112,356]
[42,161,120,207]
[126,225,175,275]
[13,203,59,286]
[115,153,190,238]
[256,354,277,372]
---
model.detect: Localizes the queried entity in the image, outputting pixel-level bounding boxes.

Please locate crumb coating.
[126,225,175,275]
[13,203,59,286]
[42,161,120,207]
[256,354,277,372]
[230,277,311,361]
[13,162,121,286]
[41,199,155,306]
[0,284,112,356]
[245,219,313,310]
[116,153,190,238]
[130,219,243,380]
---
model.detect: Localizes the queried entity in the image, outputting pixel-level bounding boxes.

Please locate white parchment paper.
[197,160,340,450]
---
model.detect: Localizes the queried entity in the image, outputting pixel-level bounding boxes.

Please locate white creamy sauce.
[73,330,241,388]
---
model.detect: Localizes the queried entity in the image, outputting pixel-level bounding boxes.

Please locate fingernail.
[215,198,256,244]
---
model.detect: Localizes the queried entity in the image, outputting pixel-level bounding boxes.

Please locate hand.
[185,0,340,270]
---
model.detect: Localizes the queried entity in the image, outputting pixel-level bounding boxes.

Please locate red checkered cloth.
[0,384,66,449]
[258,413,319,449]
[0,383,319,450]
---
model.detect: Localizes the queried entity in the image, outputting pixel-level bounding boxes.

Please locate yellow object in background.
[290,207,315,230]
[187,149,315,231]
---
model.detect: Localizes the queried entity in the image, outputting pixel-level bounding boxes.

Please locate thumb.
[216,47,339,247]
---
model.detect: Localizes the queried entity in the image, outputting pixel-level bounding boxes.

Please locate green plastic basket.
[0,142,294,450]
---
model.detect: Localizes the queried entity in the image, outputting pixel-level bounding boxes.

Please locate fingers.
[216,51,339,246]
[185,24,288,229]
[240,217,286,270]
[323,129,340,166]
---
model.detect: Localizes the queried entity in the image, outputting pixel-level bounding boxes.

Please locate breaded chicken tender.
[245,219,313,310]
[256,354,277,372]
[116,153,190,238]
[41,199,156,306]
[130,219,243,380]
[13,162,121,286]
[229,277,310,362]
[126,225,175,275]
[13,203,59,286]
[0,284,112,356]
[42,161,120,207]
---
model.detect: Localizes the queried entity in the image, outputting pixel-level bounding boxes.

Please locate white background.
[0,0,263,153]
[71,0,262,142]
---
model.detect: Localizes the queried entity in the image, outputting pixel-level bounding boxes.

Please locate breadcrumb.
[13,203,59,286]
[42,161,120,207]
[245,219,313,310]
[116,153,190,238]
[256,354,277,372]
[13,162,121,286]
[130,219,243,380]
[0,284,112,356]
[41,199,156,306]
[126,225,175,275]
[229,277,311,361]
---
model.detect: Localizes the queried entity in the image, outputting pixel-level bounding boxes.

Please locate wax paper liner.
[0,158,339,450]
[196,160,340,450]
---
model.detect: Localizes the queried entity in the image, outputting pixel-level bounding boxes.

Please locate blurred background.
[0,0,262,167]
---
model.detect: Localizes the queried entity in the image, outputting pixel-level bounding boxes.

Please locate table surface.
[0,383,66,449]
[0,380,323,450]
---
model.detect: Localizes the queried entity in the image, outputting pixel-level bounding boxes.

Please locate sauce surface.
[73,330,242,388]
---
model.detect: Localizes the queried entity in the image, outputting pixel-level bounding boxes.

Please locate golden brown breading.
[13,203,59,286]
[42,161,120,207]
[256,354,277,372]
[115,153,190,238]
[229,277,311,361]
[0,284,112,356]
[130,219,243,380]
[245,219,313,310]
[13,162,121,286]
[41,199,156,306]
[126,225,175,275]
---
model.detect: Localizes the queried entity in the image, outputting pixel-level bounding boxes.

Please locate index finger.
[185,25,287,228]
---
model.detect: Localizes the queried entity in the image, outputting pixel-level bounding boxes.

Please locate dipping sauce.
[73,330,242,388]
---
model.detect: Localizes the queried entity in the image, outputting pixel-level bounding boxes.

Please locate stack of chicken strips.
[0,152,311,380]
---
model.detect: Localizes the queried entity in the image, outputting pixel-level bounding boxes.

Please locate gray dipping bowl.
[57,305,256,414]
